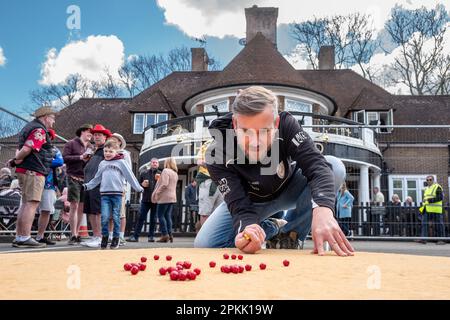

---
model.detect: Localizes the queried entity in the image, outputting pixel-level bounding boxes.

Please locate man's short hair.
[104,140,120,150]
[232,86,278,119]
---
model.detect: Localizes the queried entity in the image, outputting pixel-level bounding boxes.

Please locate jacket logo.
[218,178,230,196]
[292,131,308,147]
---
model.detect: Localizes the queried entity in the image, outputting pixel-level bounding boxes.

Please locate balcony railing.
[144,111,376,145]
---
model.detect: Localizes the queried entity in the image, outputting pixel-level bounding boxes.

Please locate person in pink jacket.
[152,157,178,243]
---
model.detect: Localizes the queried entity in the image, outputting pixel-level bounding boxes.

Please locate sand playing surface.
[1,248,450,300]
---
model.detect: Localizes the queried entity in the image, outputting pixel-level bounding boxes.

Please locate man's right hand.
[7,158,16,168]
[235,224,266,254]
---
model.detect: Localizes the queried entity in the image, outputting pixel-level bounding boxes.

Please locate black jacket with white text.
[206,111,336,234]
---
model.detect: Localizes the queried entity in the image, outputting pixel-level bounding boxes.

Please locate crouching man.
[194,86,353,257]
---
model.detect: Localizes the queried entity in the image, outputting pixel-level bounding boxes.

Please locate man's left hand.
[311,207,354,257]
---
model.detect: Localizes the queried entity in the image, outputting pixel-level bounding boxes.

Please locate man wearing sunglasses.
[419,176,446,245]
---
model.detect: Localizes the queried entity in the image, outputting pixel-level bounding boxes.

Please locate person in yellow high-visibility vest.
[418,176,445,245]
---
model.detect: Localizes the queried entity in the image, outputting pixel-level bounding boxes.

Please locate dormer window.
[353,110,393,133]
[133,113,168,134]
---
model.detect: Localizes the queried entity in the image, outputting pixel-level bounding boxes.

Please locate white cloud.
[156,0,449,39]
[0,47,6,66]
[39,35,125,85]
[283,44,314,69]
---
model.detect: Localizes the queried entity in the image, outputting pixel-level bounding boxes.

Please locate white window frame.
[285,98,313,127]
[353,110,394,133]
[389,174,436,204]
[133,113,146,134]
[134,113,169,134]
[378,109,394,134]
[353,110,366,124]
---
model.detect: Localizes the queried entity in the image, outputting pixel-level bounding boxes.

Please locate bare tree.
[97,68,124,98]
[290,12,378,75]
[118,62,137,97]
[385,4,450,95]
[0,107,25,138]
[118,46,221,96]
[29,46,222,106]
[30,73,84,109]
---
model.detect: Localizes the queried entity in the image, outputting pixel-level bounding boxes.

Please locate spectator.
[373,187,385,205]
[81,124,111,248]
[0,167,13,188]
[152,157,178,243]
[185,179,198,232]
[7,106,56,248]
[419,176,445,245]
[83,140,143,249]
[128,158,161,242]
[36,142,64,245]
[195,139,223,228]
[336,182,354,237]
[107,133,131,246]
[386,194,402,236]
[63,124,93,245]
[402,196,415,237]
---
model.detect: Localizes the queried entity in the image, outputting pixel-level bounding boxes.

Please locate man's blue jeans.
[431,213,446,238]
[101,195,122,238]
[133,202,157,240]
[194,155,346,248]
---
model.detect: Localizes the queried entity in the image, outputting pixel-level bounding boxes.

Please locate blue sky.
[0,0,244,115]
[0,0,448,116]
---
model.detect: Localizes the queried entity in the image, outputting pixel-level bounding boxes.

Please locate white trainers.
[81,237,101,248]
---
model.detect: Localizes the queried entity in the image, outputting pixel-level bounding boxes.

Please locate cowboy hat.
[76,124,93,137]
[91,124,112,138]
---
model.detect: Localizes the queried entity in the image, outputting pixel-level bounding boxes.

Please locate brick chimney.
[245,5,278,46]
[191,48,209,71]
[318,46,335,70]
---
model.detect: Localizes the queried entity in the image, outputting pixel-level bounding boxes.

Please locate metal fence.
[345,203,449,239]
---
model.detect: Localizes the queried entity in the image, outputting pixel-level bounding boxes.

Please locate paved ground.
[1,237,449,257]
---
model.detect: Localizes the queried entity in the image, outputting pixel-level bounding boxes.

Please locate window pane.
[146,114,156,127]
[407,180,416,189]
[205,101,228,113]
[367,112,378,124]
[356,111,365,124]
[393,180,402,189]
[157,113,168,123]
[156,113,168,134]
[407,190,416,202]
[285,99,311,113]
[134,114,144,133]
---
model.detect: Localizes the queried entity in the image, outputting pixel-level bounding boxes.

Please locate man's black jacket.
[206,111,336,234]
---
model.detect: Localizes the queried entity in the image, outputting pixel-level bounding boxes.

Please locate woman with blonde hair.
[152,157,178,242]
[336,182,354,237]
